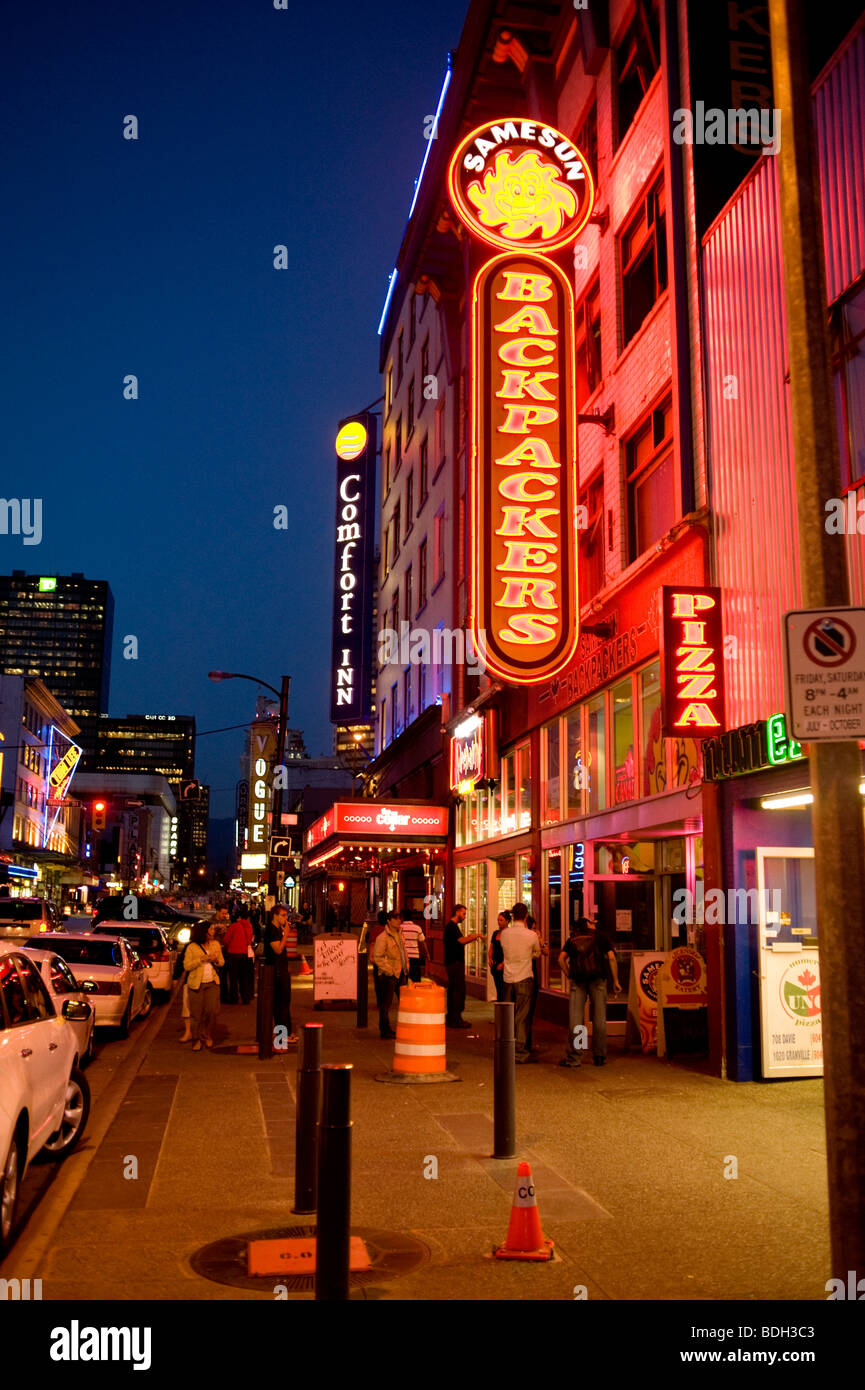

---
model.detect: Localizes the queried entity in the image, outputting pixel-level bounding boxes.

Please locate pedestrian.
[400,912,428,983]
[223,910,254,1004]
[500,903,541,1062]
[443,904,482,1028]
[525,913,547,1052]
[372,910,407,1038]
[263,904,298,1046]
[183,919,223,1052]
[558,914,621,1069]
[488,910,510,1002]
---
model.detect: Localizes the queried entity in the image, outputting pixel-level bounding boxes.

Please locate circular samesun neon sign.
[448,117,595,252]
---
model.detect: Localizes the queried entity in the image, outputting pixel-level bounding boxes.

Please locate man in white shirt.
[499,902,541,1062]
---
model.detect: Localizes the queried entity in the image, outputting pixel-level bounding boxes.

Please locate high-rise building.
[94,714,195,784]
[93,713,198,882]
[0,571,114,762]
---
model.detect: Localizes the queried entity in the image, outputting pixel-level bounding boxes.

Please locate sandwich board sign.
[783,607,865,741]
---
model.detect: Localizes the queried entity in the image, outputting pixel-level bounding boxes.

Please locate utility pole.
[769,0,865,1275]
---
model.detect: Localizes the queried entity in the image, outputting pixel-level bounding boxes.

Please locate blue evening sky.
[1,0,467,817]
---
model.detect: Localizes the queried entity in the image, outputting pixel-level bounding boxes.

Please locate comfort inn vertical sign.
[448,118,594,684]
[330,413,377,723]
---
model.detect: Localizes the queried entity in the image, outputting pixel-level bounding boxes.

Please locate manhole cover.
[189,1225,430,1292]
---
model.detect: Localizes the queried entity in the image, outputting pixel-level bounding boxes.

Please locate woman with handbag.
[183,920,224,1051]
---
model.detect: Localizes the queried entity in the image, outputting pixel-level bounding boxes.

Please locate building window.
[612,679,636,804]
[419,437,429,508]
[579,471,605,603]
[409,293,416,346]
[384,444,392,496]
[407,380,415,440]
[397,332,404,383]
[640,660,665,796]
[435,402,445,473]
[419,660,427,712]
[391,683,398,741]
[420,337,430,405]
[393,502,401,559]
[575,278,601,407]
[386,363,393,416]
[404,564,413,623]
[621,178,667,345]
[625,396,675,562]
[382,525,389,580]
[405,470,414,536]
[615,0,660,147]
[576,100,598,186]
[390,596,399,638]
[433,506,445,585]
[586,694,607,813]
[395,417,402,474]
[831,283,865,490]
[418,539,428,611]
[542,719,561,824]
[403,668,413,726]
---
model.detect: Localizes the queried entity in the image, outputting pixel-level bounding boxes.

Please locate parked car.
[92,895,198,931]
[22,945,97,1065]
[0,943,91,1253]
[0,897,58,942]
[92,921,173,998]
[34,933,152,1037]
[59,915,96,933]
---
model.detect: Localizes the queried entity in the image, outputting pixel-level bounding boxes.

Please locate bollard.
[493,1000,516,1159]
[257,962,275,1060]
[356,949,368,1028]
[293,1023,323,1214]
[315,1063,353,1301]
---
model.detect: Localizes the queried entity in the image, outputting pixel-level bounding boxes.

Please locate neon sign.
[661,587,726,735]
[41,725,82,847]
[449,119,593,687]
[448,119,595,253]
[470,254,579,683]
[450,716,485,792]
[330,412,376,723]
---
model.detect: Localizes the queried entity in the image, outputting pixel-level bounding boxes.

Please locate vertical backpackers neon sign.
[448,119,595,684]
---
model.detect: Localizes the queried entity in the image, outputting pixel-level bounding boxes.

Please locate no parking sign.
[783,607,865,740]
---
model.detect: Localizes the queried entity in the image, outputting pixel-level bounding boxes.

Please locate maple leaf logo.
[798,968,816,988]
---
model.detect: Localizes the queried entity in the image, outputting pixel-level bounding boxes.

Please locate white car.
[38,933,152,1037]
[0,943,91,1254]
[92,921,173,998]
[0,897,58,942]
[23,946,97,1066]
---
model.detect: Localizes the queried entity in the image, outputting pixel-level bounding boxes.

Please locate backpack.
[568,933,603,983]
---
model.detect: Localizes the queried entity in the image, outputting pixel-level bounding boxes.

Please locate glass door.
[756,848,821,1078]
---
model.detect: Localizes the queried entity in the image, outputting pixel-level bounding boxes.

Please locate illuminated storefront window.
[587,694,607,813]
[566,706,583,819]
[612,679,635,805]
[543,719,561,824]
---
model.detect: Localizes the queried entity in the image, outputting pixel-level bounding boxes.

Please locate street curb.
[1,993,173,1282]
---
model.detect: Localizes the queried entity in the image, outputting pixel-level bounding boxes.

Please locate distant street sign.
[181,780,201,800]
[784,607,865,740]
[269,837,292,858]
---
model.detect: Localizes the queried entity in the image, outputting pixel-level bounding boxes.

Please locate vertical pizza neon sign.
[448,119,595,684]
[661,586,727,735]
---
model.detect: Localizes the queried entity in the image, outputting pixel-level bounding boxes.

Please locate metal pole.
[493,1000,515,1159]
[356,948,368,1028]
[268,675,291,900]
[769,0,865,1274]
[293,1022,323,1214]
[257,962,275,1060]
[315,1063,353,1301]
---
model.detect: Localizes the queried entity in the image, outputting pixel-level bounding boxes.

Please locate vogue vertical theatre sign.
[448,119,594,684]
[330,413,377,722]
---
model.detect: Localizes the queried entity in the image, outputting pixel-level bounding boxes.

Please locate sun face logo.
[466,149,577,243]
[448,117,594,252]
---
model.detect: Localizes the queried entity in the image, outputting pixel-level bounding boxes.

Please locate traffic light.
[93,800,107,831]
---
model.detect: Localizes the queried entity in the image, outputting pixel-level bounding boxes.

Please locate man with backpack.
[558,914,621,1068]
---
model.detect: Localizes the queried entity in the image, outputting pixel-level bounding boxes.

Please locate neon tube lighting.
[760,792,813,809]
[377,268,398,337]
[408,59,452,221]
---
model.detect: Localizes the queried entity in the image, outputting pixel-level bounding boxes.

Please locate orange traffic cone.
[299,956,312,975]
[494,1161,554,1262]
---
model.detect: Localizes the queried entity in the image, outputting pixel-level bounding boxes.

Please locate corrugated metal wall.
[815,23,865,306]
[702,158,799,727]
[702,27,865,729]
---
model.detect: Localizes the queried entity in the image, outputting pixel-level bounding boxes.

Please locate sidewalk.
[13,972,831,1301]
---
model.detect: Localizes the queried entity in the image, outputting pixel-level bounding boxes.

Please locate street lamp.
[208,670,291,899]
